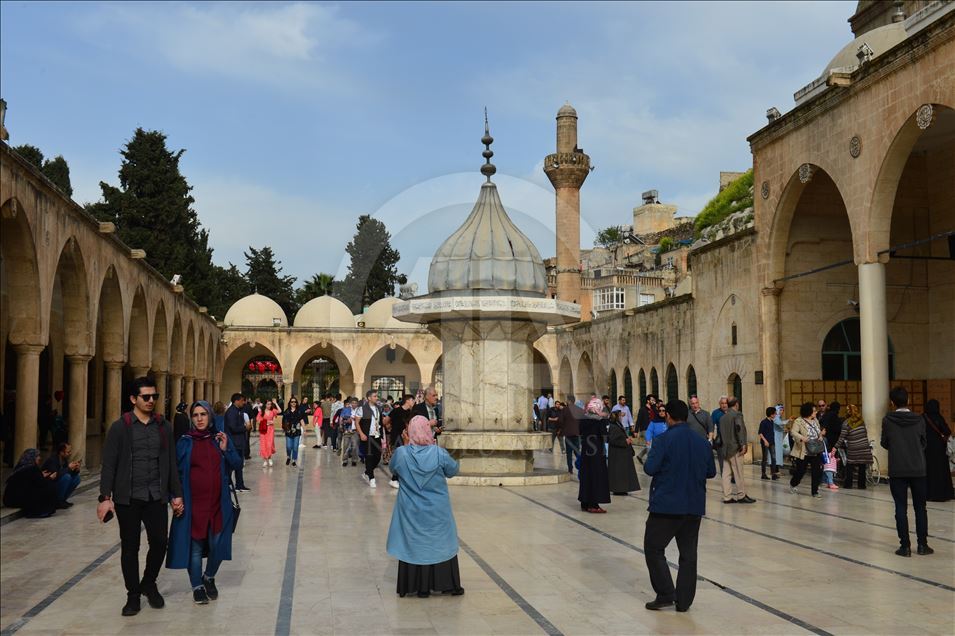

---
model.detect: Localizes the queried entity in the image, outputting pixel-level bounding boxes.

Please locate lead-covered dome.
[427,181,547,296]
[294,295,355,328]
[223,293,288,327]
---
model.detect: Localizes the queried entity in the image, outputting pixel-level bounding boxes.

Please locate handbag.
[806,438,825,456]
[229,479,241,532]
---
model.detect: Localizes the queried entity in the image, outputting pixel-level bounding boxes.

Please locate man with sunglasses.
[97,376,183,617]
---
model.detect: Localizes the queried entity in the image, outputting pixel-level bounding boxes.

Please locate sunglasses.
[138,393,160,401]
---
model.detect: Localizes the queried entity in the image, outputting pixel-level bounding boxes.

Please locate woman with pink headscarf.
[386,415,463,598]
[578,397,611,513]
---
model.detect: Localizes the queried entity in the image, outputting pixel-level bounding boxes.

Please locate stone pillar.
[169,373,183,411]
[353,383,364,400]
[213,382,221,404]
[760,286,783,407]
[66,355,92,463]
[153,371,168,417]
[104,361,124,426]
[129,366,150,379]
[859,262,890,469]
[13,344,44,459]
[184,376,195,406]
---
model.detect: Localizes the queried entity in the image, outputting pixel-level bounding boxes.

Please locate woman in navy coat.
[166,400,242,604]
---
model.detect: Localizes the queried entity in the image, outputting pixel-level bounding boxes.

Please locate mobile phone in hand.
[103,510,114,523]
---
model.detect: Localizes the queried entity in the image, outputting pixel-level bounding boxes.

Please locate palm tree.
[297,272,336,305]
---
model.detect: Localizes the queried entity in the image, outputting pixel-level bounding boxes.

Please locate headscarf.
[187,400,216,439]
[10,448,39,477]
[924,400,950,436]
[585,397,605,417]
[407,415,435,446]
[845,404,865,430]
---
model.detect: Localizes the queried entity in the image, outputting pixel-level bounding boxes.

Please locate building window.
[650,367,659,397]
[686,365,697,401]
[821,317,894,381]
[728,373,742,408]
[731,323,738,346]
[593,287,625,312]
[624,368,633,407]
[665,363,678,402]
[608,370,617,401]
[371,375,405,398]
[638,369,647,400]
[665,256,675,269]
[639,293,655,307]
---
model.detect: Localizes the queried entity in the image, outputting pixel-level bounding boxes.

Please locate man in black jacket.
[881,386,932,557]
[96,376,183,617]
[354,390,383,487]
[412,385,443,436]
[224,393,250,492]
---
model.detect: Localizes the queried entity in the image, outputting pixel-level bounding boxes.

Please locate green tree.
[41,155,72,196]
[658,237,674,252]
[296,272,336,307]
[206,263,249,321]
[87,128,215,305]
[12,144,43,169]
[594,225,625,249]
[244,245,298,319]
[337,215,404,314]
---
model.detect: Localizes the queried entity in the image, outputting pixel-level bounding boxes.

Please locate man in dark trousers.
[387,394,414,488]
[643,399,717,613]
[881,386,932,557]
[561,395,583,474]
[354,389,383,488]
[97,376,183,617]
[224,393,250,492]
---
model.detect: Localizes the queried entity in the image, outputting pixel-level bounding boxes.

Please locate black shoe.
[203,576,218,600]
[675,605,689,612]
[895,546,912,557]
[645,598,674,611]
[417,591,430,598]
[771,475,780,480]
[917,544,934,555]
[56,501,72,509]
[193,587,209,605]
[761,475,769,480]
[613,492,629,496]
[122,594,141,616]
[342,461,348,467]
[723,499,737,504]
[351,462,357,466]
[312,445,320,449]
[292,461,297,466]
[739,496,756,504]
[286,457,291,465]
[141,583,164,609]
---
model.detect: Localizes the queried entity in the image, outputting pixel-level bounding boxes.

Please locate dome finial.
[480,107,496,182]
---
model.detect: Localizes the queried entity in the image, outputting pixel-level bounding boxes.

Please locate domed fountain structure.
[393,115,580,485]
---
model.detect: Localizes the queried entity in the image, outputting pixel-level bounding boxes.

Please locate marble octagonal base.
[440,431,561,484]
[449,468,571,486]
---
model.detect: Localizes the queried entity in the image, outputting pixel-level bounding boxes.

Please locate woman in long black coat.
[608,411,640,495]
[923,400,953,502]
[578,398,611,513]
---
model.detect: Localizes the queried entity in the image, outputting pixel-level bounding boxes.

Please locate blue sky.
[1,1,856,292]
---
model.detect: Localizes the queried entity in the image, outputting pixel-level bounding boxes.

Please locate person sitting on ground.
[387,415,463,598]
[42,442,82,507]
[3,448,59,518]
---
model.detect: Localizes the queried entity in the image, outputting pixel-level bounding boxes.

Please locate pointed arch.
[1,197,42,344]
[127,286,150,371]
[151,301,169,372]
[559,356,574,400]
[686,365,698,401]
[665,363,678,402]
[649,367,659,397]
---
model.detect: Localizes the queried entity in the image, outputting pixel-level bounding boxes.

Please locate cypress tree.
[337,215,404,314]
[41,155,73,196]
[244,246,298,319]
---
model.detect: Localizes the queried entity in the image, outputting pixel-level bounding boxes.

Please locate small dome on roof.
[223,293,288,328]
[361,297,407,329]
[824,22,906,74]
[293,295,355,328]
[557,102,577,118]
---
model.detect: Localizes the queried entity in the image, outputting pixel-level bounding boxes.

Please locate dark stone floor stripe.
[274,458,305,636]
[759,474,952,513]
[0,542,121,636]
[458,539,564,636]
[704,484,954,543]
[630,492,955,592]
[503,488,832,636]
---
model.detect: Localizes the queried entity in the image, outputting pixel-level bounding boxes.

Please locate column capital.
[12,343,45,355]
[66,354,93,364]
[104,360,125,370]
[184,375,195,382]
[170,372,183,379]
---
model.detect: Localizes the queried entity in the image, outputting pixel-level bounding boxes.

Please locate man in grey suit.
[718,397,755,504]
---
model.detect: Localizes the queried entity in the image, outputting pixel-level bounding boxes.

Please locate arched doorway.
[221,342,282,400]
[665,363,678,402]
[577,352,595,396]
[649,367,659,397]
[532,349,553,397]
[686,365,697,401]
[432,355,443,397]
[301,356,340,401]
[558,357,573,400]
[821,317,894,381]
[727,373,742,407]
[364,345,421,400]
[293,343,354,400]
[243,355,283,401]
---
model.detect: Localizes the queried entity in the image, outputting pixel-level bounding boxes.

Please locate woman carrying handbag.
[789,402,824,498]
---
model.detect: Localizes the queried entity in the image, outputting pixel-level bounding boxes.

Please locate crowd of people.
[2,372,952,616]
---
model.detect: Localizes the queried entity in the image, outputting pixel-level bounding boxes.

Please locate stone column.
[153,371,168,417]
[213,382,221,404]
[204,381,212,403]
[66,355,92,464]
[129,366,150,379]
[169,373,183,411]
[859,262,890,469]
[104,361,125,427]
[184,376,195,406]
[13,344,44,459]
[760,286,783,407]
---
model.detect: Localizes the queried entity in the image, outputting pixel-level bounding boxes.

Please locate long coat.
[607,421,640,493]
[578,415,610,505]
[834,422,873,465]
[166,426,243,570]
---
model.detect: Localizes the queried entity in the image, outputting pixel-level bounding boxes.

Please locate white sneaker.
[389,480,399,489]
[263,460,268,467]
[369,478,376,488]
[789,486,799,494]
[268,458,273,467]
[362,473,369,483]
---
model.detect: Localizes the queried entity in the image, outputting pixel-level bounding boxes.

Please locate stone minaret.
[544,102,590,306]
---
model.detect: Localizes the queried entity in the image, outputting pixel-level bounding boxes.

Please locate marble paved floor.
[2,441,953,636]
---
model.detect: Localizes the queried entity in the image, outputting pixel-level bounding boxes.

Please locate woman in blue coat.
[166,400,242,605]
[387,415,463,598]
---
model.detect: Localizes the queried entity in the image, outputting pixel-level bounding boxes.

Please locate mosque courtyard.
[2,442,953,636]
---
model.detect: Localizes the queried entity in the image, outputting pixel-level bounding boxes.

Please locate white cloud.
[76,2,376,90]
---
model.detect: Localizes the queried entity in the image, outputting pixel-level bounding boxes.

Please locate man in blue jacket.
[643,399,717,613]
